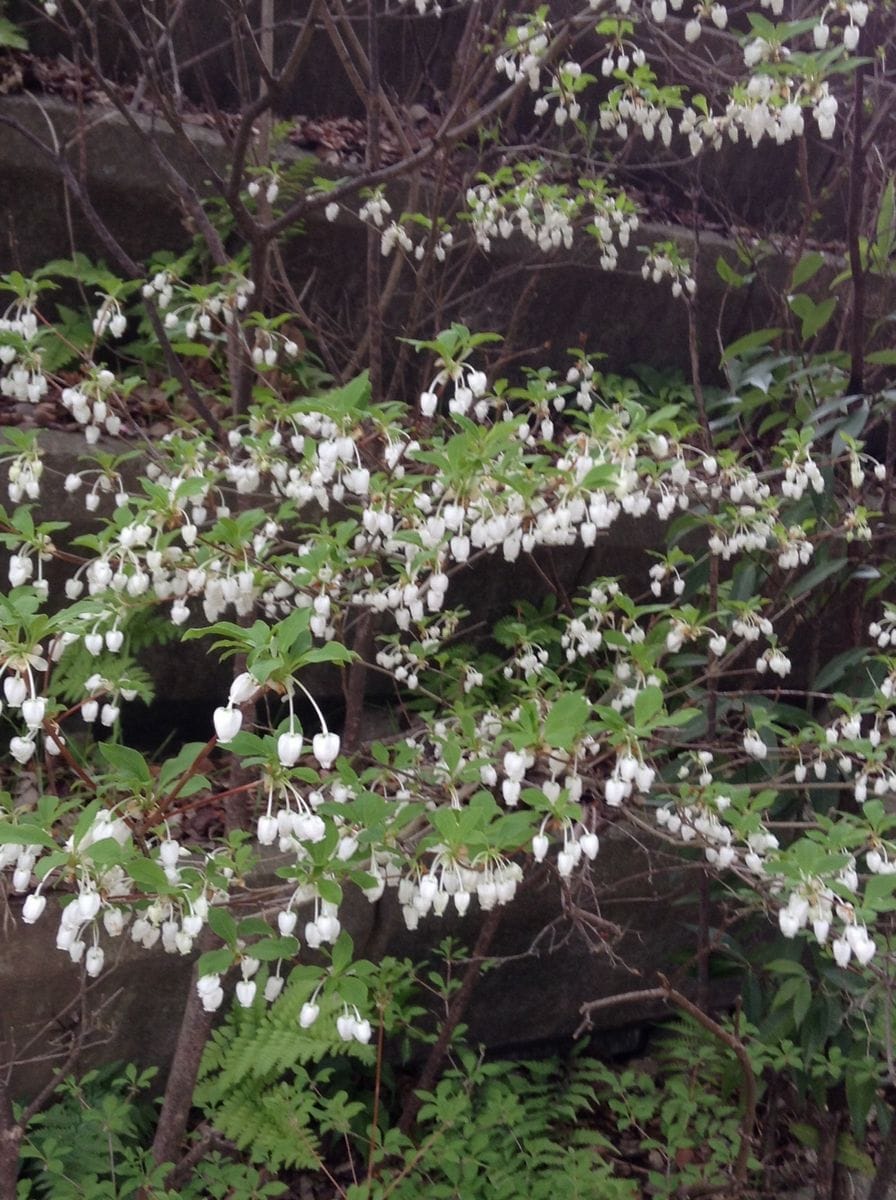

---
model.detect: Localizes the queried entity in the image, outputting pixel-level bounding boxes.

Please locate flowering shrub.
[2,305,895,1021]
[1,0,895,1189]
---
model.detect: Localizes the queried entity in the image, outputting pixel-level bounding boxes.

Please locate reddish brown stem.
[398,907,503,1135]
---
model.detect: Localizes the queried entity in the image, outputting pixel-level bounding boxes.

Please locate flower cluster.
[495,15,551,93]
[463,170,638,271]
[2,290,894,1011]
[640,246,696,299]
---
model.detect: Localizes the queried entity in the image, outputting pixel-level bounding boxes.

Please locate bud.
[264,975,285,1002]
[228,672,258,705]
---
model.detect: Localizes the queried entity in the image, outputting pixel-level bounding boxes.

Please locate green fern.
[196,971,374,1172]
[377,1051,636,1200]
[653,1012,745,1100]
[17,1064,160,1198]
[50,641,154,708]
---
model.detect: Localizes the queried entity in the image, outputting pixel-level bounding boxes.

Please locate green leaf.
[865,349,896,366]
[252,936,299,961]
[237,917,275,939]
[791,252,825,288]
[792,978,811,1026]
[663,706,701,728]
[633,685,664,728]
[98,742,152,785]
[835,1132,874,1174]
[330,931,354,974]
[581,464,618,490]
[317,878,342,907]
[862,873,896,911]
[765,959,808,977]
[85,837,126,867]
[208,906,239,945]
[126,857,172,893]
[300,643,355,667]
[813,648,867,691]
[788,293,836,341]
[789,558,847,599]
[543,693,590,750]
[197,948,236,977]
[0,17,27,49]
[721,328,782,364]
[157,743,211,789]
[845,1073,877,1139]
[715,255,749,288]
[337,976,368,1009]
[791,1122,819,1149]
[0,823,57,848]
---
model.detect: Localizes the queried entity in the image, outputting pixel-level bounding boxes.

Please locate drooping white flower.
[832,937,851,968]
[236,980,257,1007]
[257,815,278,845]
[277,910,297,936]
[312,732,340,770]
[354,1018,372,1044]
[336,1013,356,1041]
[10,736,36,765]
[264,976,285,1002]
[85,946,105,978]
[3,675,27,707]
[214,706,242,743]
[22,893,47,924]
[277,731,303,767]
[228,672,258,705]
[580,832,600,860]
[197,974,225,1012]
[299,1001,320,1028]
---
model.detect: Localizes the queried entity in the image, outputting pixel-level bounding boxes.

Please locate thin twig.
[577,976,757,1189]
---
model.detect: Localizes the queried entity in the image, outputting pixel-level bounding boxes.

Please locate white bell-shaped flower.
[4,675,27,707]
[85,946,105,978]
[10,736,35,765]
[278,731,304,767]
[354,1018,373,1044]
[214,706,242,743]
[257,815,278,845]
[277,910,297,936]
[312,732,340,770]
[264,976,285,1002]
[229,673,258,705]
[22,893,46,923]
[299,1001,320,1028]
[336,1013,357,1041]
[236,980,257,1008]
[832,937,851,968]
[21,697,45,729]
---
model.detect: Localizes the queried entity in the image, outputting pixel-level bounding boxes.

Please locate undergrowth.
[16,957,764,1199]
